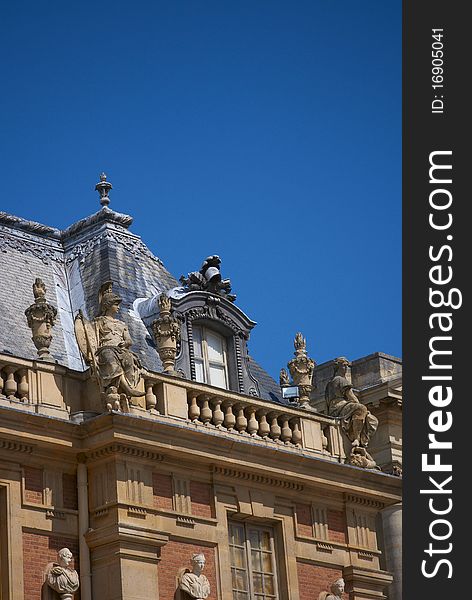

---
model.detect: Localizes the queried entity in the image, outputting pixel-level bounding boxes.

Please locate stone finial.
[179,255,236,302]
[44,548,79,600]
[95,172,112,207]
[152,293,181,375]
[178,553,210,599]
[24,278,57,361]
[287,332,315,409]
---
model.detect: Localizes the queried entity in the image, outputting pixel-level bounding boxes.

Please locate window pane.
[262,552,272,573]
[251,550,262,571]
[206,330,224,362]
[261,531,271,551]
[195,359,205,383]
[253,573,263,593]
[193,326,203,358]
[209,364,227,389]
[264,575,275,595]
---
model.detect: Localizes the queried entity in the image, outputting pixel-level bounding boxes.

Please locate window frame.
[228,520,280,600]
[192,324,230,390]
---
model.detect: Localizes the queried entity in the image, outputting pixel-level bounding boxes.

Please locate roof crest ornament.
[95,172,113,207]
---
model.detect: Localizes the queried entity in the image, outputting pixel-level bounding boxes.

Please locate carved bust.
[44,548,79,600]
[318,578,345,600]
[179,553,211,599]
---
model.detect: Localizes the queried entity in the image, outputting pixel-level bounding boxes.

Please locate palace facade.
[0,176,402,600]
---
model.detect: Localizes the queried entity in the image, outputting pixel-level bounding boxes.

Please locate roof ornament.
[95,172,113,207]
[179,255,236,302]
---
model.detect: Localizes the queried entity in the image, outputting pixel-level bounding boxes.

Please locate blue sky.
[0,1,401,378]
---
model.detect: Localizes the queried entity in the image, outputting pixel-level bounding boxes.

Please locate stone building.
[0,175,402,600]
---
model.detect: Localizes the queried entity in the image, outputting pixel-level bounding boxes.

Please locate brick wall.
[295,503,313,537]
[153,472,174,510]
[297,561,343,600]
[190,481,214,518]
[159,540,217,600]
[327,509,347,543]
[63,473,78,510]
[24,466,43,504]
[22,531,79,599]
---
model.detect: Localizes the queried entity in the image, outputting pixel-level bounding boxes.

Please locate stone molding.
[0,439,34,454]
[212,466,304,491]
[86,443,165,463]
[345,494,385,510]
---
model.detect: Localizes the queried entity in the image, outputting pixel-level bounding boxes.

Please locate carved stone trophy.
[43,548,79,600]
[74,281,144,412]
[325,357,379,469]
[282,333,315,409]
[152,293,181,375]
[25,278,57,361]
[178,553,211,600]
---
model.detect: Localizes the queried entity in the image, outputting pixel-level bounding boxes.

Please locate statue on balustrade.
[43,548,79,600]
[178,553,211,600]
[325,357,378,468]
[74,281,144,412]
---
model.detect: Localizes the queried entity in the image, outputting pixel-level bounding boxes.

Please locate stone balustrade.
[0,353,347,463]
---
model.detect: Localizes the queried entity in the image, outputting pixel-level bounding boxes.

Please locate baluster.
[0,368,4,396]
[188,394,200,422]
[235,405,248,434]
[269,413,281,442]
[4,367,17,399]
[223,402,236,431]
[17,369,29,402]
[212,397,224,427]
[291,418,302,447]
[280,416,293,444]
[247,407,258,437]
[258,410,270,439]
[200,395,212,425]
[145,381,157,410]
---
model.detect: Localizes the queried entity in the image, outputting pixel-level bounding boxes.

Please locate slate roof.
[0,205,283,404]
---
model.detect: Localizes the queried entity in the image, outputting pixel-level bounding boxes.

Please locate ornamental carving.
[180,255,236,301]
[24,278,58,361]
[74,281,144,412]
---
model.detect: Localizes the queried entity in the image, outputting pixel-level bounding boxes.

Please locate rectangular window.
[229,521,279,600]
[192,326,229,389]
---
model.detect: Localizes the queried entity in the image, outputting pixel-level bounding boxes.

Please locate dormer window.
[193,325,229,389]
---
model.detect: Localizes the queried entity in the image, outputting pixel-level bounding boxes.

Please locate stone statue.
[152,293,182,374]
[43,548,79,600]
[25,278,57,361]
[325,357,378,467]
[180,255,236,302]
[287,333,315,409]
[178,553,211,599]
[74,281,144,412]
[318,578,345,600]
[279,368,290,387]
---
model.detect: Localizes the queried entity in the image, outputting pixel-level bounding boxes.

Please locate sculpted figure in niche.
[325,357,378,464]
[318,578,345,600]
[43,548,79,600]
[74,281,144,412]
[178,553,211,599]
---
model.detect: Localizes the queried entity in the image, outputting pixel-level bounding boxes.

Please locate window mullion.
[245,523,255,599]
[202,335,210,384]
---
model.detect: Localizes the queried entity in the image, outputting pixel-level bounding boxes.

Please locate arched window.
[192,325,229,389]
